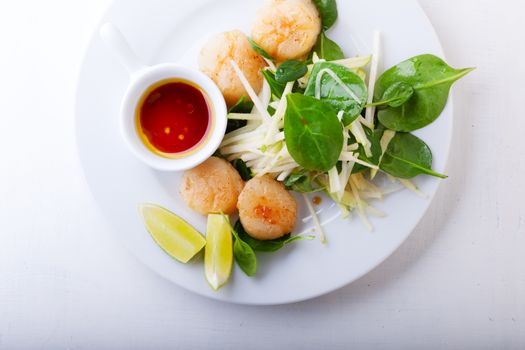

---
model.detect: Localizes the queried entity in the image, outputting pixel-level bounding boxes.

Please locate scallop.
[251,0,321,62]
[199,30,267,107]
[180,157,244,215]
[237,176,297,240]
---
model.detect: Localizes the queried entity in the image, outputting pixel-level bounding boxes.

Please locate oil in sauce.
[137,80,211,156]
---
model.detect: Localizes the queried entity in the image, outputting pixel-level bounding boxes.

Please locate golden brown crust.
[237,175,297,240]
[199,30,267,107]
[180,157,244,215]
[251,0,321,62]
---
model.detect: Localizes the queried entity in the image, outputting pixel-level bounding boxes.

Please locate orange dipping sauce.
[137,79,211,157]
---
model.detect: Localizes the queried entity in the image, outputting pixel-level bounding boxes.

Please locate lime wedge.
[139,204,206,263]
[205,214,233,291]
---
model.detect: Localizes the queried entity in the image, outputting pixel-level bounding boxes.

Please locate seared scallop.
[251,0,321,62]
[199,30,267,107]
[180,157,244,215]
[237,176,297,240]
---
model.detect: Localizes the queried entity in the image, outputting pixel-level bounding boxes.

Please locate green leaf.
[233,237,257,277]
[312,0,338,30]
[350,125,383,174]
[248,37,272,60]
[368,82,414,108]
[375,54,474,132]
[232,159,252,181]
[227,96,253,133]
[234,220,314,253]
[261,70,287,99]
[222,215,257,277]
[284,94,343,172]
[292,84,306,95]
[312,31,344,61]
[284,171,324,193]
[304,62,368,126]
[380,132,447,179]
[226,119,247,134]
[229,95,254,113]
[283,235,316,245]
[275,60,308,83]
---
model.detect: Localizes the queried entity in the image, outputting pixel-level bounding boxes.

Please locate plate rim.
[74,0,453,305]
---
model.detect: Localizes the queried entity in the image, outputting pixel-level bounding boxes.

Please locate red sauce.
[254,204,277,225]
[312,196,322,206]
[137,80,210,155]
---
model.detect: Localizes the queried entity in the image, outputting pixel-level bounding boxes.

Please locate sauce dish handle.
[99,22,147,74]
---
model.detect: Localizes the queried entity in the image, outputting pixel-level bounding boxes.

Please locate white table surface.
[0,0,523,349]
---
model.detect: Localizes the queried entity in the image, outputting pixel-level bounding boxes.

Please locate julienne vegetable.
[350,125,383,174]
[304,62,368,126]
[220,0,473,244]
[140,0,474,290]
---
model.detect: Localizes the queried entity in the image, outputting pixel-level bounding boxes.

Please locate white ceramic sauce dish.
[99,23,227,171]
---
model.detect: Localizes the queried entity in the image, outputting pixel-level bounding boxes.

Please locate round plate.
[76,0,452,305]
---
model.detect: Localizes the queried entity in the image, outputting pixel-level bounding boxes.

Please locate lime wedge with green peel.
[139,204,206,263]
[205,214,233,291]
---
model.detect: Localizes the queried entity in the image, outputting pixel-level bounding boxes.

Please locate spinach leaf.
[275,60,308,83]
[350,126,383,174]
[227,96,253,133]
[313,0,338,30]
[223,215,257,276]
[375,54,474,132]
[229,95,254,113]
[284,171,324,193]
[284,93,344,172]
[304,62,368,126]
[226,120,246,134]
[380,132,447,179]
[312,31,345,61]
[368,82,414,108]
[233,237,257,276]
[261,70,286,99]
[234,220,314,253]
[248,37,272,60]
[232,159,253,181]
[292,84,306,95]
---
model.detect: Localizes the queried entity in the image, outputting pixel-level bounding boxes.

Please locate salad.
[140,0,473,290]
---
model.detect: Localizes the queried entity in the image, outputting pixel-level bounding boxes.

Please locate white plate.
[75,0,452,305]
